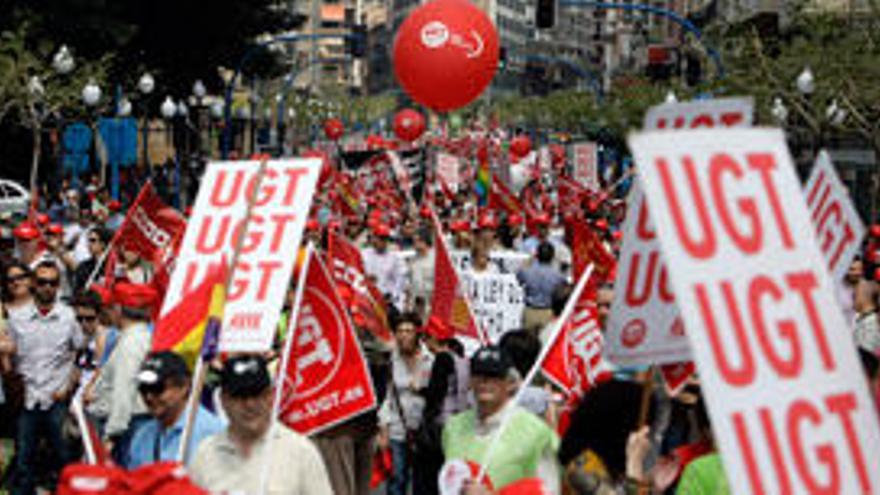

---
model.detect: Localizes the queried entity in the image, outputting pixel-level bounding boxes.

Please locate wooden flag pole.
[475,264,594,484]
[258,243,314,495]
[177,157,271,464]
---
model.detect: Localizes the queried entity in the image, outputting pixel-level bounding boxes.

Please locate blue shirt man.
[127,351,225,468]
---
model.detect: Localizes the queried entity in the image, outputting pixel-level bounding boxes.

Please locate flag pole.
[177,157,272,464]
[475,263,594,484]
[258,243,314,495]
[71,395,97,464]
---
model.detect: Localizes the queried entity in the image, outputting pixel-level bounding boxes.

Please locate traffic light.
[535,0,557,29]
[347,24,367,58]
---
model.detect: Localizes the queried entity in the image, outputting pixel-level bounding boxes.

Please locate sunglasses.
[76,314,97,323]
[35,278,60,288]
[88,237,101,244]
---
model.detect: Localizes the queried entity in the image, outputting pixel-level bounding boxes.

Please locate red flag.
[557,175,587,217]
[327,231,394,345]
[279,255,377,436]
[428,212,485,342]
[570,220,615,285]
[540,302,611,399]
[103,183,186,288]
[487,177,522,216]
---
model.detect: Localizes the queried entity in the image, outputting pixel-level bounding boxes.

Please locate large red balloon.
[324,118,345,140]
[393,108,426,142]
[510,135,532,158]
[393,0,499,112]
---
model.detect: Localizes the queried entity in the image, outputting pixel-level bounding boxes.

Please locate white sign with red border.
[606,98,754,366]
[804,150,865,281]
[572,142,599,190]
[162,159,321,352]
[631,128,880,495]
[643,96,754,130]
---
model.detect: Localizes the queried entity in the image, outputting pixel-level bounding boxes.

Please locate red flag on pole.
[279,255,377,435]
[570,220,615,285]
[428,211,486,343]
[327,231,394,345]
[487,177,523,216]
[540,301,612,400]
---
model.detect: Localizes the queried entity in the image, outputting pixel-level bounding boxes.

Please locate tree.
[0,22,111,192]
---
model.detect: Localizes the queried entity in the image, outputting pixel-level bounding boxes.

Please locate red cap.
[612,230,623,241]
[108,200,122,212]
[13,222,40,241]
[871,225,880,238]
[423,315,454,341]
[127,462,207,495]
[47,223,64,235]
[477,213,498,230]
[306,219,321,232]
[373,223,392,238]
[508,214,523,227]
[595,219,609,231]
[36,213,50,225]
[57,463,129,495]
[112,282,159,310]
[450,220,471,233]
[532,213,551,226]
[419,205,433,219]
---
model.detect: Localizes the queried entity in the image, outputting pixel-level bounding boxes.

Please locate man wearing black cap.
[442,346,560,494]
[127,351,225,468]
[190,355,333,495]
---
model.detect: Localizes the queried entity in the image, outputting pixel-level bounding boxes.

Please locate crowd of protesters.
[0,159,878,495]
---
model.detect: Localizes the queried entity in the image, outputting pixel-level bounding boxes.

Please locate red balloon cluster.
[393,0,499,112]
[509,135,532,159]
[393,108,427,142]
[324,118,345,140]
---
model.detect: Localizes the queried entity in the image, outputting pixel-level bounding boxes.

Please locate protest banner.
[436,152,462,192]
[805,150,865,281]
[450,249,530,275]
[461,271,524,344]
[572,142,599,190]
[607,97,755,366]
[643,96,754,131]
[161,159,321,352]
[279,255,377,436]
[631,128,880,494]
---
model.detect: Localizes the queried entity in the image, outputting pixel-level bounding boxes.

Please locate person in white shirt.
[190,355,333,495]
[362,223,407,311]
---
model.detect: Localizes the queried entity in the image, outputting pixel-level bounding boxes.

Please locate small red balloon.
[393,0,499,112]
[393,108,426,142]
[510,135,531,158]
[324,118,345,141]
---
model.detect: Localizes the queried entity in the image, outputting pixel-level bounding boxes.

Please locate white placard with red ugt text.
[162,159,321,352]
[805,150,865,281]
[631,129,880,494]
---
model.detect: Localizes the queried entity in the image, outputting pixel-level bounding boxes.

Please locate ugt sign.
[631,129,880,494]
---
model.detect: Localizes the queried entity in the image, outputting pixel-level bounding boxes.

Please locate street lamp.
[161,96,177,119]
[82,80,102,107]
[139,73,156,96]
[796,67,815,96]
[138,72,156,173]
[118,97,132,117]
[193,80,207,100]
[826,100,846,126]
[52,45,75,75]
[664,90,677,104]
[771,97,788,124]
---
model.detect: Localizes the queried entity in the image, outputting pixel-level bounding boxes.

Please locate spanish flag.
[152,263,227,368]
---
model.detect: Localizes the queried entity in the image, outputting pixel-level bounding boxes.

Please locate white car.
[0,179,30,216]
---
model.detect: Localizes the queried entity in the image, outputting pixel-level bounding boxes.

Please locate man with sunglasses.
[2,260,83,495]
[71,227,112,293]
[128,351,224,468]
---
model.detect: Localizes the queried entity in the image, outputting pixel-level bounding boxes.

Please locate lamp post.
[138,72,156,177]
[160,96,179,206]
[81,80,102,188]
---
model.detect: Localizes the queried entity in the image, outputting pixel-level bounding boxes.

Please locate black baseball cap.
[220,355,271,398]
[471,345,513,379]
[138,351,190,394]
